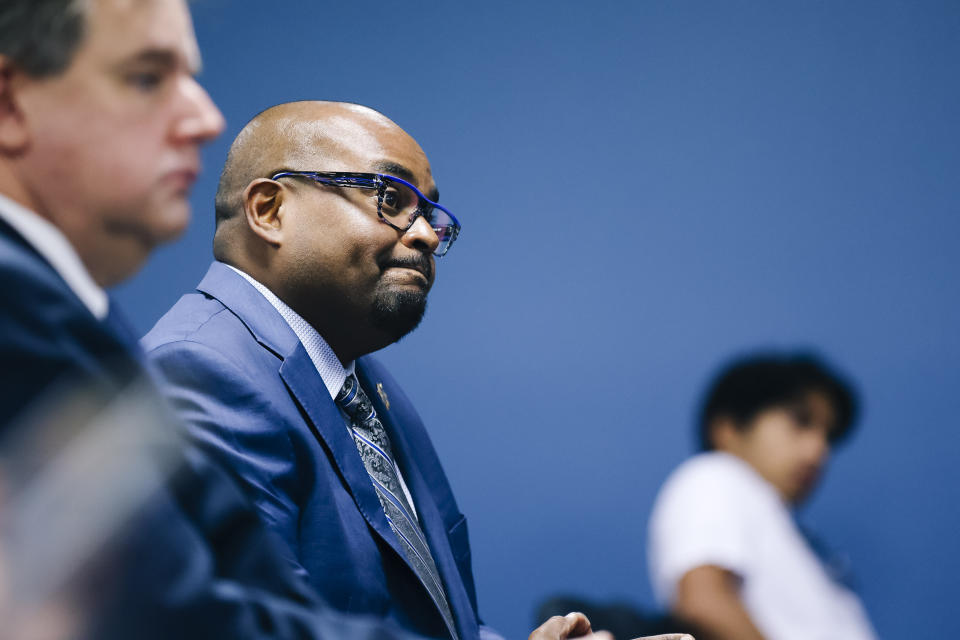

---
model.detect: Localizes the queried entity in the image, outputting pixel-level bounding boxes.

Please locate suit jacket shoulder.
[0,219,134,428]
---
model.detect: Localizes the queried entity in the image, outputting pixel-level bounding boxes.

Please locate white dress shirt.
[0,193,108,320]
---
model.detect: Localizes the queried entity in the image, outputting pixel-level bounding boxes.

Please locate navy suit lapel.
[195,262,427,594]
[356,362,480,640]
[276,347,410,566]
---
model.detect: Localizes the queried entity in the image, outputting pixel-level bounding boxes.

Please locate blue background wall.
[117,1,959,637]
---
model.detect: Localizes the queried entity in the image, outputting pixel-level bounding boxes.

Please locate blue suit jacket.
[143,261,482,640]
[0,218,436,640]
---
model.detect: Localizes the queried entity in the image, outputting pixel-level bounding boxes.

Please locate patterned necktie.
[336,375,459,640]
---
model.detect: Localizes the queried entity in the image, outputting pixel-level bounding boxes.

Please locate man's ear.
[710,416,742,452]
[243,178,285,246]
[0,57,31,153]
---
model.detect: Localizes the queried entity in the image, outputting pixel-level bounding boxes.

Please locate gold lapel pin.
[376,382,390,410]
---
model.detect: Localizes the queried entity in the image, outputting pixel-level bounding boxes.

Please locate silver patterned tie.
[336,374,459,640]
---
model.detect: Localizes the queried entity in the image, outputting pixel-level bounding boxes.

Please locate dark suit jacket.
[143,261,482,640]
[0,217,433,640]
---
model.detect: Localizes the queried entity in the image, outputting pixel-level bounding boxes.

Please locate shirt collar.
[225,265,353,399]
[0,193,108,320]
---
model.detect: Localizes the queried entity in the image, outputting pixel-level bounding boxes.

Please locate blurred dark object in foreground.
[0,378,436,640]
[535,595,699,639]
[0,378,321,639]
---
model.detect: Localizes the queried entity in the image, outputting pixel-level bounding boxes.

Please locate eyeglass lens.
[379,179,457,255]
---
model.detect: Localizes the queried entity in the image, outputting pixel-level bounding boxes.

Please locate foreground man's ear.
[0,58,30,153]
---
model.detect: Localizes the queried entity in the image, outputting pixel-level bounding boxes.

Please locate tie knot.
[336,375,374,423]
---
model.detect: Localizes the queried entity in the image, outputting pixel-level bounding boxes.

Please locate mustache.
[381,255,434,280]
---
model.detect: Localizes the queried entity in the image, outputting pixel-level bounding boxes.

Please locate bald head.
[214,101,416,232]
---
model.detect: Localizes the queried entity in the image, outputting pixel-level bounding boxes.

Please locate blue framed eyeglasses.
[270,170,461,257]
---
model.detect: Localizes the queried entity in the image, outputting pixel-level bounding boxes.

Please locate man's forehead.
[86,0,202,71]
[283,113,435,188]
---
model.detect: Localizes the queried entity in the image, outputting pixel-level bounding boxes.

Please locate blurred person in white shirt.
[647,352,877,640]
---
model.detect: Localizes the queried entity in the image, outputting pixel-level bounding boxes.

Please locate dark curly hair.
[698,352,858,451]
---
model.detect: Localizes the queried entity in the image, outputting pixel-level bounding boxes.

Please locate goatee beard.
[370,289,428,342]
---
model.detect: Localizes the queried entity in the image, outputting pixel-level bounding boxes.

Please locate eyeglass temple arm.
[270,171,382,190]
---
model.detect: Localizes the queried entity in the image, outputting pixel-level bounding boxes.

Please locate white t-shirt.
[647,452,877,640]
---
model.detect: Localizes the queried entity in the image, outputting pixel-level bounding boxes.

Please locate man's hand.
[529,612,612,640]
[529,612,695,640]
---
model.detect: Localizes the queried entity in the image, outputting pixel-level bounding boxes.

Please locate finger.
[561,611,593,637]
[529,612,595,640]
[631,635,695,640]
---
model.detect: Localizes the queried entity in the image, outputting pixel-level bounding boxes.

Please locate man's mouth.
[382,256,433,282]
[166,167,200,193]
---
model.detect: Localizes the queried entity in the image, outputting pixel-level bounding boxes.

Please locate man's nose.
[173,76,226,144]
[400,215,441,255]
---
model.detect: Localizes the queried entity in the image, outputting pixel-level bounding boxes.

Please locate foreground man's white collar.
[0,193,108,320]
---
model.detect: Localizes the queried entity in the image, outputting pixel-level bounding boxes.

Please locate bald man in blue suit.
[144,102,665,640]
[143,101,486,640]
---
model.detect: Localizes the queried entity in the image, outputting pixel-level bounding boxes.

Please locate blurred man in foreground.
[0,0,354,636]
[647,353,877,640]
